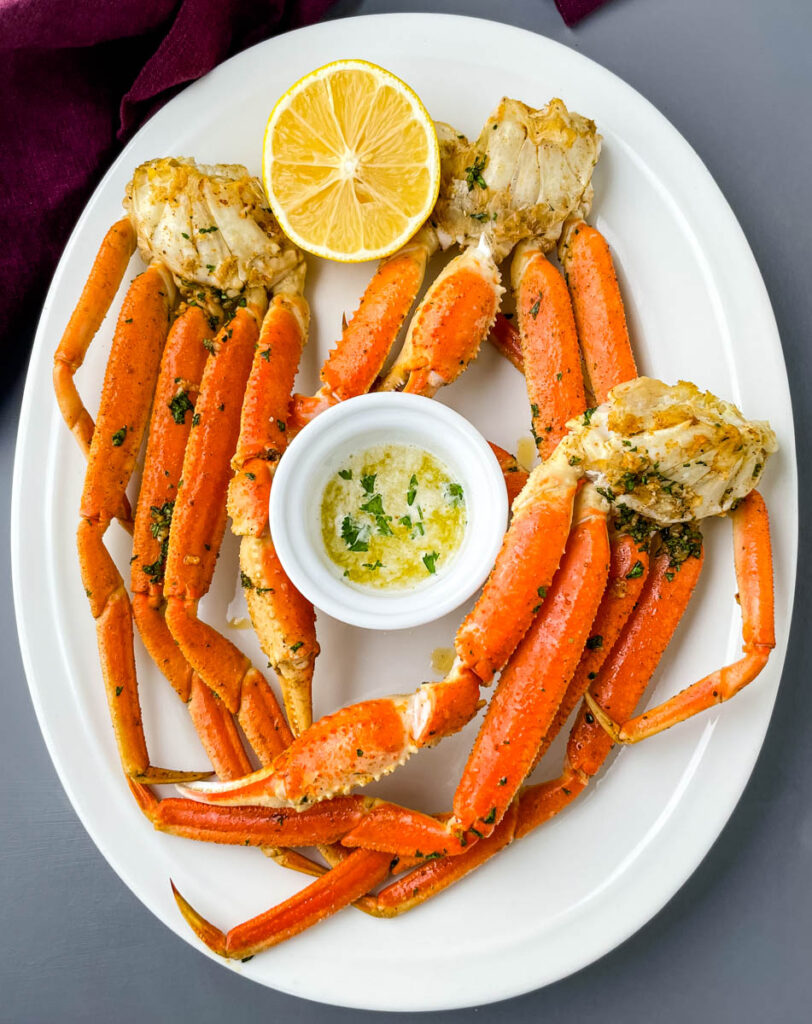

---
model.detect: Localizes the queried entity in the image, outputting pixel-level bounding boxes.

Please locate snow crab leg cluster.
[53,98,777,961]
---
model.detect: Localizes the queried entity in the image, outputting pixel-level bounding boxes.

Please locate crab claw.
[379,243,503,396]
[179,666,482,809]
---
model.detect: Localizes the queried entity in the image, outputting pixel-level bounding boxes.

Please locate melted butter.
[321,443,466,590]
[516,436,537,472]
[431,646,456,675]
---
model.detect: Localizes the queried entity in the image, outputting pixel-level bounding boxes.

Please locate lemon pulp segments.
[263,60,440,261]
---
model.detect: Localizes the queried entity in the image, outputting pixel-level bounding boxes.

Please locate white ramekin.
[269,393,508,630]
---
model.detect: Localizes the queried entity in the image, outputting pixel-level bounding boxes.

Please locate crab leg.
[173,848,393,960]
[558,221,636,404]
[77,264,208,783]
[512,240,586,458]
[54,219,137,461]
[129,303,253,779]
[586,492,774,744]
[54,219,137,528]
[534,535,649,763]
[378,245,503,396]
[289,228,435,431]
[164,301,294,765]
[228,270,318,736]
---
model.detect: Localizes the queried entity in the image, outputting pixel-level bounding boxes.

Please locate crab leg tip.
[171,880,229,957]
[136,767,214,785]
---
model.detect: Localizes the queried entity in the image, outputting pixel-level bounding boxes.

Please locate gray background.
[3,0,810,1020]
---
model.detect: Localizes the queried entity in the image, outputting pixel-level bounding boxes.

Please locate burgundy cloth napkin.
[0,0,334,372]
[555,0,612,26]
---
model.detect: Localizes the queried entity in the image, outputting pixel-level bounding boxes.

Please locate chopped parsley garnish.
[360,493,385,516]
[445,482,464,505]
[582,407,597,426]
[406,474,418,506]
[240,571,254,589]
[141,501,174,584]
[338,468,352,480]
[198,225,219,234]
[422,551,439,575]
[361,473,377,495]
[290,641,304,652]
[465,154,488,191]
[586,635,603,650]
[529,293,542,318]
[362,560,383,571]
[341,516,370,552]
[626,560,645,579]
[168,391,194,424]
[202,337,215,353]
[111,426,127,447]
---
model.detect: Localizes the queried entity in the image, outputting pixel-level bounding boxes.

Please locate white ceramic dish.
[11,13,796,1013]
[270,392,508,629]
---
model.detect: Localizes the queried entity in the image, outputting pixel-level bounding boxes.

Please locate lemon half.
[263,60,440,262]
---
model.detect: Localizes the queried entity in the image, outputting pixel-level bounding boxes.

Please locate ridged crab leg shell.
[319,229,434,401]
[456,449,581,682]
[177,673,478,811]
[516,543,704,836]
[173,849,393,960]
[163,306,293,764]
[512,239,586,458]
[589,492,774,743]
[449,486,610,837]
[378,245,503,396]
[534,535,649,765]
[228,293,318,736]
[559,220,637,405]
[77,264,208,783]
[130,305,209,702]
[357,803,520,919]
[54,218,137,480]
[288,227,435,431]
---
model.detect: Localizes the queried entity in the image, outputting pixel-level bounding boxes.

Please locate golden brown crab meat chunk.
[124,157,300,300]
[563,377,778,524]
[433,97,601,259]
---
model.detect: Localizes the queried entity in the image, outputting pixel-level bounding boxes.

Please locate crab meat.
[433,97,600,259]
[564,377,778,523]
[125,158,300,303]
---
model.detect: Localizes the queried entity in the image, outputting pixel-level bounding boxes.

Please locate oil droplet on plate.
[228,616,251,630]
[431,646,455,675]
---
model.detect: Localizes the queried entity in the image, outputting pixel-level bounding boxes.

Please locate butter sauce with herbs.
[321,444,466,589]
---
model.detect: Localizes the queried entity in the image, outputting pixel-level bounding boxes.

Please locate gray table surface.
[4,0,811,1020]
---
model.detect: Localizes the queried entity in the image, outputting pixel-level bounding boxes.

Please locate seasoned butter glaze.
[321,443,466,589]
